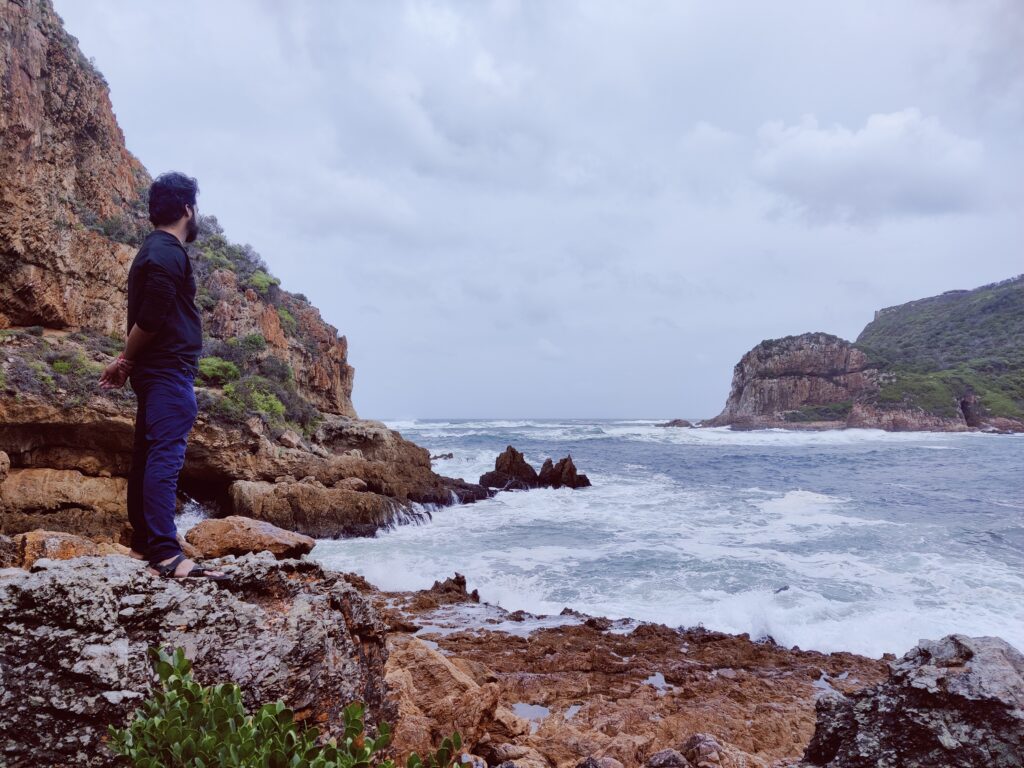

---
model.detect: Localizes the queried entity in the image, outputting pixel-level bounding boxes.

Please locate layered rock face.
[801,634,1024,767]
[708,278,1024,432]
[707,334,878,428]
[0,0,144,334]
[0,0,353,416]
[0,384,487,541]
[0,554,395,768]
[0,0,489,542]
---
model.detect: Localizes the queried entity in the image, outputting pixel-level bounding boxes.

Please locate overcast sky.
[54,0,1023,419]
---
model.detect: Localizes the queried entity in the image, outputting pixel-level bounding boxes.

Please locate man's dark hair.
[148,172,199,227]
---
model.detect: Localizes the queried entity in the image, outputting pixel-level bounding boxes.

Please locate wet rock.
[538,455,591,489]
[229,479,420,538]
[657,420,693,428]
[431,452,455,461]
[801,634,1024,767]
[184,515,316,560]
[480,446,540,490]
[0,553,392,767]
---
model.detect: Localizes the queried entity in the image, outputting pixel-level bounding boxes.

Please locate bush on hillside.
[197,356,241,386]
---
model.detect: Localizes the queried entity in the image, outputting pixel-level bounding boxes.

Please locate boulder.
[538,455,591,489]
[185,516,316,559]
[277,429,303,449]
[480,446,540,490]
[384,634,529,756]
[0,468,129,540]
[12,529,101,568]
[0,450,8,483]
[229,479,425,538]
[0,554,393,767]
[801,634,1024,767]
[657,419,693,428]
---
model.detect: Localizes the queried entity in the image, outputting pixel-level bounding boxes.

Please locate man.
[99,172,226,581]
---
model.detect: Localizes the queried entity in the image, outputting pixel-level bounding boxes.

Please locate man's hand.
[99,355,133,389]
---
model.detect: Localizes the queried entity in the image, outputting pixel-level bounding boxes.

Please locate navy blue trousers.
[127,365,198,564]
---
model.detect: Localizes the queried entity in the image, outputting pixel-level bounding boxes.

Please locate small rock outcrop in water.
[184,515,315,559]
[801,634,1024,767]
[657,419,693,428]
[480,446,591,490]
[538,455,592,489]
[0,554,393,767]
[479,445,540,490]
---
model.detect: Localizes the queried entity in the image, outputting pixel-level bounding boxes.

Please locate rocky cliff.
[0,0,487,541]
[708,278,1024,432]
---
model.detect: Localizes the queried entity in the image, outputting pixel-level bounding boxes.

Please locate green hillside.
[855,276,1024,419]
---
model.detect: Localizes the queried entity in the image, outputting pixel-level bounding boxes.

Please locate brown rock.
[480,445,540,490]
[385,635,525,756]
[228,479,413,538]
[13,529,100,568]
[185,515,316,559]
[0,468,128,540]
[538,455,592,489]
[707,333,877,428]
[333,477,368,492]
[277,429,303,449]
[0,450,9,483]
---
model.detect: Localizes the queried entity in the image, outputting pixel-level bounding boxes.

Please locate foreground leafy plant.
[109,647,462,768]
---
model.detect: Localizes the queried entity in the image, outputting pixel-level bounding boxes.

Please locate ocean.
[307,419,1024,658]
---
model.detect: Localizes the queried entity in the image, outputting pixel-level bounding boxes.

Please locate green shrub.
[239,333,267,355]
[277,307,297,335]
[198,356,241,386]
[109,647,460,768]
[247,270,280,295]
[222,376,287,422]
[783,402,853,423]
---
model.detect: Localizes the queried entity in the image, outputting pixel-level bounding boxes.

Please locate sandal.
[153,553,229,582]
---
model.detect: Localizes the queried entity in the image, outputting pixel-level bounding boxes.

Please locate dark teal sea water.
[308,419,1024,657]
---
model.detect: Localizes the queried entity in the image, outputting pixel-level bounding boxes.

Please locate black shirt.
[126,230,202,375]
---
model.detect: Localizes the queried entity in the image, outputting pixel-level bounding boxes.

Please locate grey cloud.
[753,109,986,224]
[52,0,1024,418]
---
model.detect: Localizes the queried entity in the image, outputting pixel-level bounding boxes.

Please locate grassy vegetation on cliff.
[855,276,1024,419]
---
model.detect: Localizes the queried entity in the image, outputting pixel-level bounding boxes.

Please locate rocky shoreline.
[2,549,1021,768]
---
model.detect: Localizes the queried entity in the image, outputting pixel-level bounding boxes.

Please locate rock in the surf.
[479,445,540,490]
[538,455,591,489]
[801,633,1024,767]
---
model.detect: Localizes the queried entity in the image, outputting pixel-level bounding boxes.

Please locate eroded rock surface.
[0,554,394,767]
[184,515,315,559]
[707,334,876,429]
[353,574,890,768]
[801,634,1024,767]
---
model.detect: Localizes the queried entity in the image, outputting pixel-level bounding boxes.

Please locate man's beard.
[185,210,199,243]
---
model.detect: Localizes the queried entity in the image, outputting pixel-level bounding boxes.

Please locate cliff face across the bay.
[0,0,488,542]
[708,277,1024,432]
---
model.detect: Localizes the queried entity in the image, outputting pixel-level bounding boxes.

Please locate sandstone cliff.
[0,0,488,541]
[708,278,1024,432]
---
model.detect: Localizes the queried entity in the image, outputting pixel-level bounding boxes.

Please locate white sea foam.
[314,421,1024,658]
